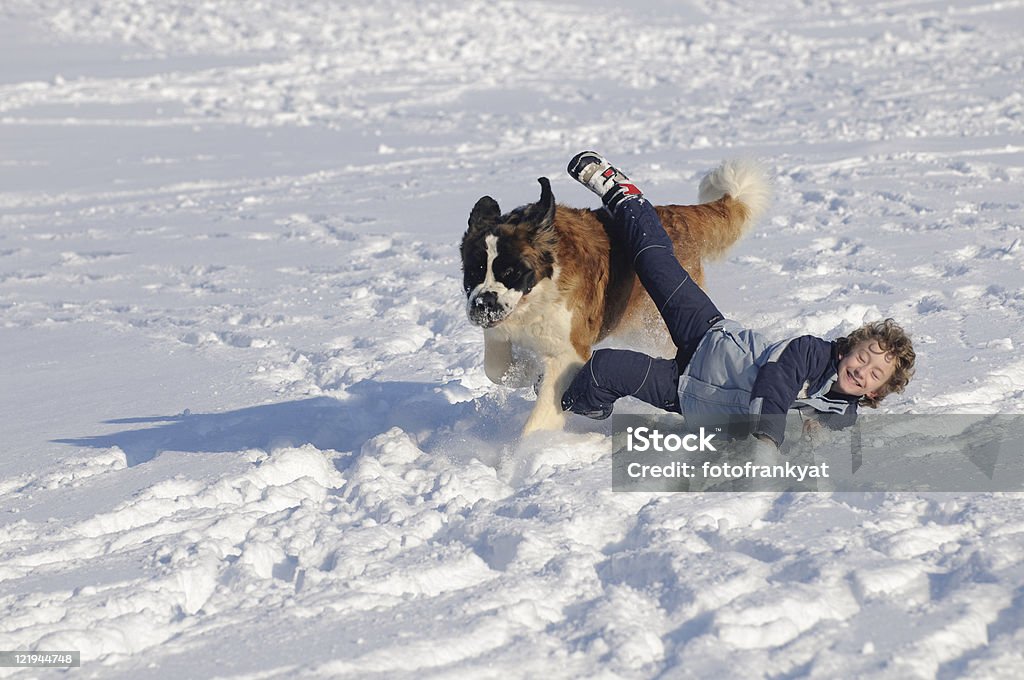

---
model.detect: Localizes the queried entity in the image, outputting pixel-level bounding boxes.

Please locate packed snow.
[1,0,1023,677]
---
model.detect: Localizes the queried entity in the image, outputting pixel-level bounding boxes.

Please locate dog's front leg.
[484,331,541,388]
[482,331,514,385]
[521,352,583,435]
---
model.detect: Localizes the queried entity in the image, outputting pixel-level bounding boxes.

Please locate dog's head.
[461,177,557,328]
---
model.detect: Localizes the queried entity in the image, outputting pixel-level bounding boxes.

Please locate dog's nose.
[473,291,498,311]
[468,291,505,327]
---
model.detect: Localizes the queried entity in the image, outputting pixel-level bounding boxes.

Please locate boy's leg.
[561,348,681,419]
[567,151,723,367]
[616,198,723,368]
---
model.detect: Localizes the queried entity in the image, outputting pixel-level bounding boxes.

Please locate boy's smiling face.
[834,340,896,399]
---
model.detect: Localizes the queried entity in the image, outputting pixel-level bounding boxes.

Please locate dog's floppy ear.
[468,196,501,234]
[527,177,556,233]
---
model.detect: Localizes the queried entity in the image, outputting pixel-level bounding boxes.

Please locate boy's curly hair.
[836,318,916,408]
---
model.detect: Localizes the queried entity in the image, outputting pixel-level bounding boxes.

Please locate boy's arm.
[748,336,833,447]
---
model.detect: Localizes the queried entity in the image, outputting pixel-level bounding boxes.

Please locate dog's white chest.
[491,276,574,356]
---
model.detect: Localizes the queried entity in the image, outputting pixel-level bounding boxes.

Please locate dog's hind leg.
[521,351,583,435]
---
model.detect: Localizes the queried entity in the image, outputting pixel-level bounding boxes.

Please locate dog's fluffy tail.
[694,159,771,258]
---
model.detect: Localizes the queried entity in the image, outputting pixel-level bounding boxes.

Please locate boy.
[560,152,916,449]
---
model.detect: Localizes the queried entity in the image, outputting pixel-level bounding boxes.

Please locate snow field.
[2,0,1024,677]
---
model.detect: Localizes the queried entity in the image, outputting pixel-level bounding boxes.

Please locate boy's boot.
[567,151,644,212]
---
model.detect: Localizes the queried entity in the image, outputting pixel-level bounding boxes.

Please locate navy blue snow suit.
[560,198,858,447]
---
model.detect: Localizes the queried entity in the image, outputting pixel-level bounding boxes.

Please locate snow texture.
[1,0,1023,677]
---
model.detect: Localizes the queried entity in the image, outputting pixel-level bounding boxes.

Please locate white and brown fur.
[461,160,771,435]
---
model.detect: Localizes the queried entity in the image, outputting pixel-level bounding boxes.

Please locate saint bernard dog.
[461,159,770,435]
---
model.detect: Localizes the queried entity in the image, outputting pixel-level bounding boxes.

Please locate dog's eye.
[502,267,516,279]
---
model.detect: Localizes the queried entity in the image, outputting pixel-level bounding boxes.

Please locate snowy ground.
[2,0,1023,677]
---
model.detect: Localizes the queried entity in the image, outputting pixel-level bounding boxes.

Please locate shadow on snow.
[53,380,523,467]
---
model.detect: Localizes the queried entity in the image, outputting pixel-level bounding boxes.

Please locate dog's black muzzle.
[468,291,506,328]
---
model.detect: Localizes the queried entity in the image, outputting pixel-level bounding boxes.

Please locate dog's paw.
[521,408,566,436]
[496,358,542,390]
